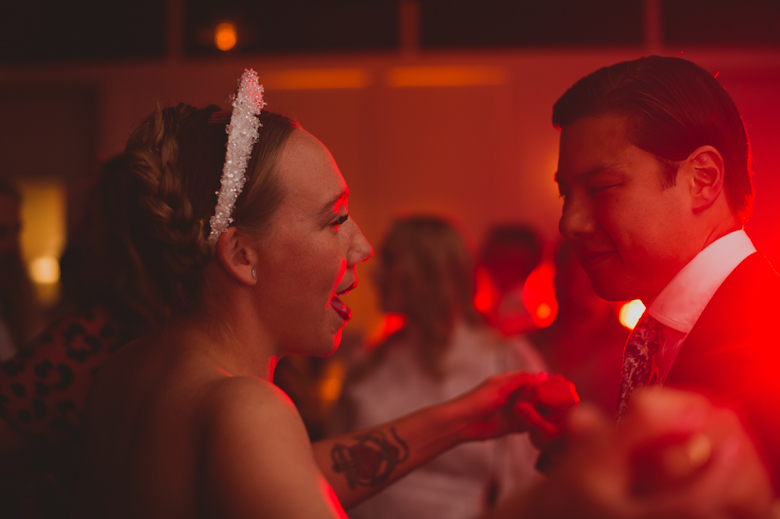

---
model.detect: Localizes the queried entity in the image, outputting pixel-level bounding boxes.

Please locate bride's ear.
[214,227,258,286]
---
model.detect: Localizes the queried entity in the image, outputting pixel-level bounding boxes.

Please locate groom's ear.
[214,227,258,286]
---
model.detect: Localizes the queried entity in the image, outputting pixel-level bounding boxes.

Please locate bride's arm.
[312,371,576,510]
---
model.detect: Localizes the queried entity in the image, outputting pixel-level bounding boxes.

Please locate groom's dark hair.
[553,55,753,221]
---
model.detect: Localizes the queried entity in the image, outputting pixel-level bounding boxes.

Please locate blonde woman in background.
[334,216,548,519]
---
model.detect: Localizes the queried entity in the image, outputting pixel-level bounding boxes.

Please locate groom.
[552,56,780,488]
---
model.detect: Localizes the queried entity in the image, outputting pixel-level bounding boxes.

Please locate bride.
[74,70,575,518]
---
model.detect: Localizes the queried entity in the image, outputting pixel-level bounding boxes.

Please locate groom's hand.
[513,373,579,453]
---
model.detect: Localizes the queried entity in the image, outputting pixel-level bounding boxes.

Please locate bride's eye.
[331,213,349,229]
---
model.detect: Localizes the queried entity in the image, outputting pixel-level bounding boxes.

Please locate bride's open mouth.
[331,281,357,321]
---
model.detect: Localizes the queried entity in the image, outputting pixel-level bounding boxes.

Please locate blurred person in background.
[333,215,547,519]
[0,178,41,360]
[477,224,544,337]
[0,156,166,519]
[531,241,628,418]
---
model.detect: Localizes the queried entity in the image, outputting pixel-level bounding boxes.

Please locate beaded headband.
[208,68,266,247]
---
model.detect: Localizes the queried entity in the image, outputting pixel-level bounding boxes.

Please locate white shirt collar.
[647,230,756,334]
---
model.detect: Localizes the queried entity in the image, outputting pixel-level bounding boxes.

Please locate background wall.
[2,1,779,338]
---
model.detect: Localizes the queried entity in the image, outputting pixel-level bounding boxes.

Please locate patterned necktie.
[616,311,664,419]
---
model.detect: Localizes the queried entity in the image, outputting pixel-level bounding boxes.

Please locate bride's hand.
[513,373,580,452]
[447,371,578,447]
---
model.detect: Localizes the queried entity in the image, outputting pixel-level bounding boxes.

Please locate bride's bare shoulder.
[205,375,291,404]
[198,375,306,439]
[193,376,331,517]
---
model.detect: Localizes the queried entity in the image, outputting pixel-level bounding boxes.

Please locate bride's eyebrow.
[318,190,349,216]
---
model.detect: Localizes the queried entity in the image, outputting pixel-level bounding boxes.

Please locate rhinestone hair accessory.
[208,68,266,247]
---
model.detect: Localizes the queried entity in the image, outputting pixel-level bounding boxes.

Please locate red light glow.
[364,313,407,351]
[473,266,495,314]
[521,262,558,328]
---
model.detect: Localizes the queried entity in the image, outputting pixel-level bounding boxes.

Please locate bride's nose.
[347,220,373,267]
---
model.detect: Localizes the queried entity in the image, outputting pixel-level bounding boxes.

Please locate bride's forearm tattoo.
[331,427,410,489]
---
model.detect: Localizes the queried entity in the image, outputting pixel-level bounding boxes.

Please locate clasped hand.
[453,371,579,453]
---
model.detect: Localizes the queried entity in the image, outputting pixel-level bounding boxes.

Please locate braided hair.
[116,104,297,310]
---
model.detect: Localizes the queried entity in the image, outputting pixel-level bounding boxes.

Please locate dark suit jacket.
[666,252,780,490]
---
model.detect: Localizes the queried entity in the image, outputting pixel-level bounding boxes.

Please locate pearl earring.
[251,268,257,280]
